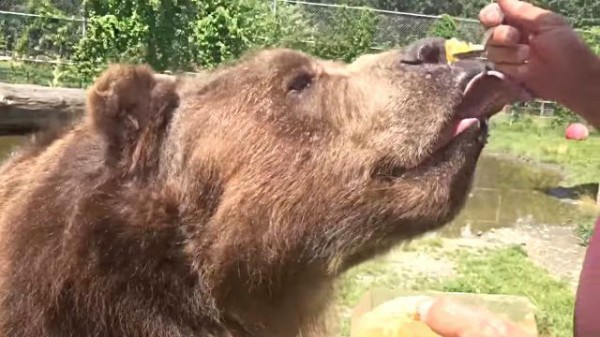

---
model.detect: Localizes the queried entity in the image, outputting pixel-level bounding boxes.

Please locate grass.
[487,114,600,244]
[424,246,575,337]
[336,244,575,337]
[487,114,600,187]
[0,60,85,88]
[335,257,404,337]
[576,217,597,246]
[335,238,445,311]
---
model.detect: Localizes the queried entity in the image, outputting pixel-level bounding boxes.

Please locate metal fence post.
[81,2,87,39]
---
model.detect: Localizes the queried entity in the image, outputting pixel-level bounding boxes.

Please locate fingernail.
[483,4,504,23]
[482,10,497,23]
[495,6,506,23]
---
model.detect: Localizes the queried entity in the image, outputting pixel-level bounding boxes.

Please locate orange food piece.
[353,297,440,337]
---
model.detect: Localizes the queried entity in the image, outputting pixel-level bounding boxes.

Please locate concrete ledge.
[351,288,538,336]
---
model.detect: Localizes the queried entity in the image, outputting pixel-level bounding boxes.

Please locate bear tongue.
[457,70,532,121]
[452,118,480,137]
[453,70,532,135]
[433,71,532,152]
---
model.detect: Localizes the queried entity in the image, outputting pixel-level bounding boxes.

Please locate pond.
[441,153,580,237]
[0,136,26,161]
[0,137,578,238]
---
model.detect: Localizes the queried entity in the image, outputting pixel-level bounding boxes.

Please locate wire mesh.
[0,11,85,61]
[279,0,485,49]
[0,0,84,16]
[0,0,490,64]
[0,0,595,121]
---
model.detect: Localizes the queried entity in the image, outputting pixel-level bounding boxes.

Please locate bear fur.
[0,40,509,337]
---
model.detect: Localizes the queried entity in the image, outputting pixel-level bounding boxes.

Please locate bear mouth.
[432,70,532,153]
[372,70,531,180]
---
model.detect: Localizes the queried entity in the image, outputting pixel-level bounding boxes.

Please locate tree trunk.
[0,82,85,135]
[0,74,176,136]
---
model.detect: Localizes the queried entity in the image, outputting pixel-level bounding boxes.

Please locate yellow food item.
[353,297,441,337]
[444,38,483,64]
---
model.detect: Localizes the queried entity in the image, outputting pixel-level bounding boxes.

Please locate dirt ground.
[384,224,587,291]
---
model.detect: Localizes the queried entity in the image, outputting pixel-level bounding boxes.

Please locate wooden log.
[0,74,176,135]
[0,82,85,135]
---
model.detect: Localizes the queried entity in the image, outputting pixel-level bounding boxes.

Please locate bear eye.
[287,72,313,93]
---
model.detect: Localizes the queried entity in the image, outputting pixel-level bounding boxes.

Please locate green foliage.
[67,0,313,84]
[66,0,381,82]
[4,0,599,88]
[0,28,5,52]
[550,105,581,128]
[504,101,584,130]
[428,14,459,39]
[577,217,596,247]
[0,0,23,11]
[310,0,598,27]
[310,5,378,62]
[0,60,83,87]
[70,12,150,83]
[14,1,82,60]
[263,4,313,50]
[193,0,305,68]
[71,0,200,82]
[508,114,535,131]
[532,0,599,28]
[579,26,600,55]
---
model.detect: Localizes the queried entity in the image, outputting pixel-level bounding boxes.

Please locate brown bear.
[0,38,528,337]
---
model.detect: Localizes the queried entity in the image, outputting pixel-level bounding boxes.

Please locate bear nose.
[399,37,494,71]
[399,37,447,65]
[400,38,494,72]
[451,58,489,76]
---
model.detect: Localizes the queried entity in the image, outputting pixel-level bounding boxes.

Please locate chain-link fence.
[0,11,85,61]
[280,0,485,50]
[0,0,84,16]
[0,0,85,60]
[0,0,592,118]
[0,0,487,64]
[0,0,568,118]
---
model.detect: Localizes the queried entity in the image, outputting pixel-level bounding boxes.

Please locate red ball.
[565,123,589,141]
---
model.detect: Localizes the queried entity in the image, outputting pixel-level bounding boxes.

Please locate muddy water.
[0,136,26,160]
[441,154,579,237]
[0,137,578,237]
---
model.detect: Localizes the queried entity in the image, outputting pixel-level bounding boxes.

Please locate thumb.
[417,297,530,337]
[497,0,568,32]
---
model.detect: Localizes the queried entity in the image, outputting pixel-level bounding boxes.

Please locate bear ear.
[86,64,180,175]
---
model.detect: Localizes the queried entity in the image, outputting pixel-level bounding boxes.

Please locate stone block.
[351,288,538,337]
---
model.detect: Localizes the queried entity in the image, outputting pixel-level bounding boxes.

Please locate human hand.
[479,0,600,125]
[417,297,535,337]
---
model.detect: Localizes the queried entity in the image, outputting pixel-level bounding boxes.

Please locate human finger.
[417,297,529,337]
[417,298,492,337]
[487,25,522,46]
[486,44,529,64]
[497,0,567,32]
[479,3,504,28]
[493,63,530,82]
